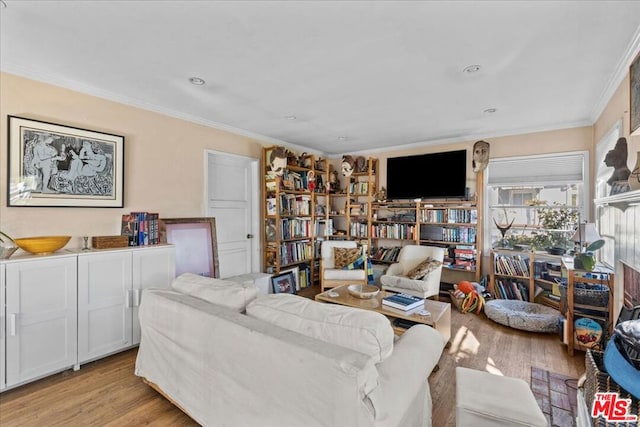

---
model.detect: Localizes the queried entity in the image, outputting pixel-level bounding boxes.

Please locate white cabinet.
[78,250,133,363]
[1,263,5,392]
[4,255,78,389]
[0,245,175,391]
[77,245,175,364]
[131,246,176,344]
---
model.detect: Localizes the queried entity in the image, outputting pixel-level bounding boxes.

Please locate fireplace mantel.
[594,189,640,210]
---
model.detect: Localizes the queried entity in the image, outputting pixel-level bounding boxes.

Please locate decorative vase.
[629,151,640,191]
[575,253,596,271]
[0,232,18,259]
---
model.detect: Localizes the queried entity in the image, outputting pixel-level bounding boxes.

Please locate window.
[485,151,588,253]
[594,120,622,268]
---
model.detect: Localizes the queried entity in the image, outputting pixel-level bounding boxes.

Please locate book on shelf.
[382,293,424,311]
[120,211,159,246]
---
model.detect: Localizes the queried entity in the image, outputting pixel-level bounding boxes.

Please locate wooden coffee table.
[315,285,451,343]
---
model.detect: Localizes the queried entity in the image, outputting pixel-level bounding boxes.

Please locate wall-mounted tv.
[386,150,467,200]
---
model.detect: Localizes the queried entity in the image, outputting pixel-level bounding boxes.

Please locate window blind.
[487,153,585,186]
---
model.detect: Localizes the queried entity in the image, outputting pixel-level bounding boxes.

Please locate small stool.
[456,367,547,427]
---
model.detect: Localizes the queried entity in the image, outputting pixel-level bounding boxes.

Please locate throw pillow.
[246,294,394,363]
[334,247,361,269]
[406,257,442,280]
[171,272,259,311]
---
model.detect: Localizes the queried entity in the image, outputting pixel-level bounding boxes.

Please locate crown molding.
[0,64,322,155]
[589,24,640,123]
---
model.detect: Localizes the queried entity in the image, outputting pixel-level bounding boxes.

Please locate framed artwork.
[278,265,299,291]
[271,271,295,294]
[160,217,219,278]
[7,116,124,207]
[631,52,640,135]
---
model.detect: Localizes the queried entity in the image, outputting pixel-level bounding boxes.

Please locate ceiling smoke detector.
[463,65,482,74]
[188,77,205,85]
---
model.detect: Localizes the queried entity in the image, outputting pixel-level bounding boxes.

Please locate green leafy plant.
[575,239,605,271]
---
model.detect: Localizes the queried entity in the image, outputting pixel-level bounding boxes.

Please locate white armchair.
[380,245,445,299]
[319,240,367,292]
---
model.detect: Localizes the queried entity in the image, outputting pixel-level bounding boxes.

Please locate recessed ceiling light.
[284,115,297,120]
[188,77,205,85]
[484,108,497,114]
[463,65,482,74]
[0,1,6,8]
[337,136,348,141]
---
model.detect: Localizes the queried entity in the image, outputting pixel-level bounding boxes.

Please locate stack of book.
[121,212,159,246]
[382,293,424,311]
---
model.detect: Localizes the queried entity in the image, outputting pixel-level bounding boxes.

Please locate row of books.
[121,212,160,246]
[423,226,476,244]
[348,181,369,196]
[279,218,313,240]
[370,246,402,263]
[493,279,530,301]
[370,223,416,240]
[280,240,313,265]
[494,254,530,277]
[419,208,477,224]
[267,194,312,216]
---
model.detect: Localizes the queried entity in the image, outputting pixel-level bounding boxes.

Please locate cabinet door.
[5,257,77,388]
[1,263,5,391]
[131,246,176,344]
[78,251,133,363]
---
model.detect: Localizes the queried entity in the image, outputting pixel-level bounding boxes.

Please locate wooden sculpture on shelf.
[268,146,288,176]
[493,217,514,248]
[604,137,631,185]
[341,155,355,177]
[472,140,490,173]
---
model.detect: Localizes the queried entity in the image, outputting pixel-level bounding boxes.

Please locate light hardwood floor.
[0,306,585,427]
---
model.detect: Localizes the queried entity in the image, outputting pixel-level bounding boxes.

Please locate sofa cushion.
[246,293,394,362]
[171,272,258,311]
[406,257,442,280]
[334,247,362,269]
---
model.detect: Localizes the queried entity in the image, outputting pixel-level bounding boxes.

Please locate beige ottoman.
[456,367,547,427]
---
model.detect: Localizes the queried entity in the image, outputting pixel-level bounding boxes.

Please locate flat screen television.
[386,150,467,200]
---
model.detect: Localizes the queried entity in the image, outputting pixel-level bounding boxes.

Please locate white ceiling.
[1,1,639,155]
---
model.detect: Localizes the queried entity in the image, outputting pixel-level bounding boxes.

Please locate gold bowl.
[348,284,380,299]
[14,236,71,255]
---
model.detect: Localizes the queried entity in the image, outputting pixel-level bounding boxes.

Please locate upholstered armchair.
[319,240,367,292]
[380,245,445,299]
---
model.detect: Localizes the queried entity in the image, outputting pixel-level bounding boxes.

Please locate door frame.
[203,150,261,273]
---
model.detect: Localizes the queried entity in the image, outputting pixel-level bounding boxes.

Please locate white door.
[5,257,77,388]
[206,151,259,278]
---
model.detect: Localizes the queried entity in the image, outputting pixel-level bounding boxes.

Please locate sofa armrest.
[370,325,445,425]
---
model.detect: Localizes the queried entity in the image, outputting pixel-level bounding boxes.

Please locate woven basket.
[584,349,639,427]
[559,282,609,309]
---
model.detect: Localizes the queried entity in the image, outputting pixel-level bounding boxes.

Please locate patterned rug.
[531,366,579,427]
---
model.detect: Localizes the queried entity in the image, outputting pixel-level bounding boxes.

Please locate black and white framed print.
[7,116,124,207]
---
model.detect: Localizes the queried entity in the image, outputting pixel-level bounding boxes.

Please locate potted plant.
[574,239,605,271]
[0,230,18,259]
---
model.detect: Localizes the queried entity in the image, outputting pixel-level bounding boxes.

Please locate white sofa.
[135,274,445,427]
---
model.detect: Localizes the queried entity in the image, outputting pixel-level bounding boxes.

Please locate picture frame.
[160,217,220,278]
[7,116,124,207]
[278,265,299,291]
[631,52,640,136]
[271,271,296,294]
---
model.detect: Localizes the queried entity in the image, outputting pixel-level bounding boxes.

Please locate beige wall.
[0,72,265,248]
[363,126,592,198]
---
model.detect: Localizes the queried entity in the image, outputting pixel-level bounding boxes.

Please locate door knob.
[246,234,254,239]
